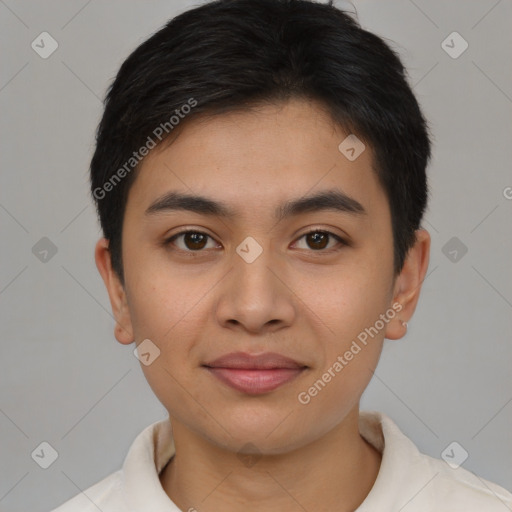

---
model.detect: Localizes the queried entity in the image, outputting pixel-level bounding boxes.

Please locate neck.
[159,407,381,512]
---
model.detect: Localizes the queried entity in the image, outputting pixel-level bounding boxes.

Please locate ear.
[385,228,431,340]
[94,238,134,345]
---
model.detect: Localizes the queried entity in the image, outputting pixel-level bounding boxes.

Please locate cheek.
[124,251,215,340]
[296,288,387,426]
[124,259,218,393]
[299,261,391,343]
[296,347,381,439]
[295,263,391,411]
[127,268,211,413]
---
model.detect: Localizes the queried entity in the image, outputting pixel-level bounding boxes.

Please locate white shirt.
[50,411,512,511]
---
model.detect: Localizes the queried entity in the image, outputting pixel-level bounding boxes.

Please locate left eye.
[165,229,345,252]
[293,230,345,251]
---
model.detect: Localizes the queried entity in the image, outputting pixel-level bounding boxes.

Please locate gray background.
[1,0,511,510]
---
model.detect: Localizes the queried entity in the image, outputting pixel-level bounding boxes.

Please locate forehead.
[127,99,388,224]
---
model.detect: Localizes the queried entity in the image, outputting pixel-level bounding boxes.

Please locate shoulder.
[359,411,512,511]
[419,452,512,511]
[48,418,174,511]
[49,470,124,512]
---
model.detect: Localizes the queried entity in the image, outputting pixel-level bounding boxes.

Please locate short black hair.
[90,0,431,282]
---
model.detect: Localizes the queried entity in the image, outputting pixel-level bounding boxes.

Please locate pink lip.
[203,352,308,395]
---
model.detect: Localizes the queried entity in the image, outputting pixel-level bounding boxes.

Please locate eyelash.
[164,228,347,255]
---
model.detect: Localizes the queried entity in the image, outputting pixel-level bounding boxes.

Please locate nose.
[214,240,296,335]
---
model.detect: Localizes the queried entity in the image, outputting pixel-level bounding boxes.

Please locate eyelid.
[164,227,348,252]
[292,228,348,250]
[165,228,221,250]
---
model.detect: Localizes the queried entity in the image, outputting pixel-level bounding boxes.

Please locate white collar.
[120,410,408,510]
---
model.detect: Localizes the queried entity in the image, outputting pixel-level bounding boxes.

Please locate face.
[97,98,429,454]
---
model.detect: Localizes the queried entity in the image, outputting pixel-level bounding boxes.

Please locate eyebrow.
[145,189,367,221]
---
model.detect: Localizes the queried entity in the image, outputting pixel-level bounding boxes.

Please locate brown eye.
[306,232,329,250]
[166,231,217,251]
[183,232,208,250]
[294,230,346,252]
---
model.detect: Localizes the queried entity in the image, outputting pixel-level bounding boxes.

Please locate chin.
[207,407,308,453]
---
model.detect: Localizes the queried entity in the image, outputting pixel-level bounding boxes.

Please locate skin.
[95,98,430,512]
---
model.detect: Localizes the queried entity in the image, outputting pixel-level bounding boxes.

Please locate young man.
[52,0,512,510]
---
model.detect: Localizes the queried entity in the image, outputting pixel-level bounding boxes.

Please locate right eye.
[164,230,221,252]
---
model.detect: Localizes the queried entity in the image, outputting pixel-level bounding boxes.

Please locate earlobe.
[385,228,431,341]
[94,238,134,345]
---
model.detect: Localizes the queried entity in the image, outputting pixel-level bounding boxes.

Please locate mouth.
[202,351,309,395]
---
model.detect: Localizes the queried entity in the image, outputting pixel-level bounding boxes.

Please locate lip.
[203,352,308,395]
[204,351,306,370]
